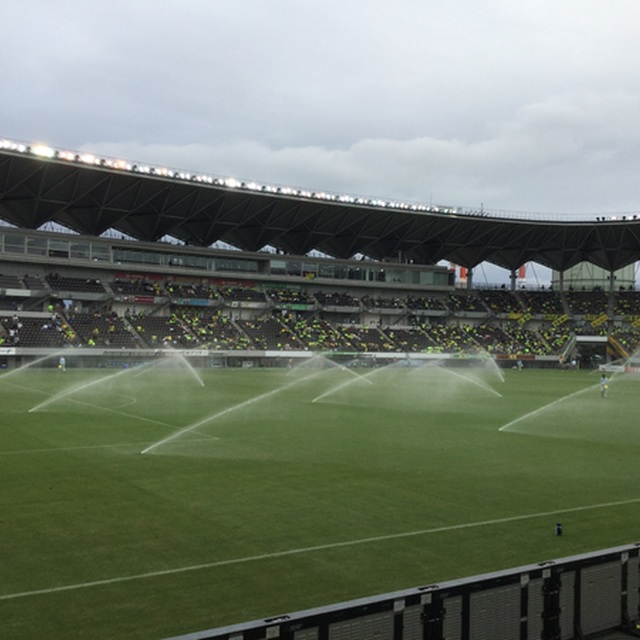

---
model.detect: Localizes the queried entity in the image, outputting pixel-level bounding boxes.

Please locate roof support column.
[608,269,615,294]
[510,269,517,291]
[466,268,473,290]
[607,270,615,329]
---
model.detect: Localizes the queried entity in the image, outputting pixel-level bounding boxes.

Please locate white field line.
[49,395,175,429]
[0,438,218,457]
[2,496,639,602]
[29,365,150,413]
[0,378,60,396]
[0,379,176,429]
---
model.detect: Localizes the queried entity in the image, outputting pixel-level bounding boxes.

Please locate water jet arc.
[141,368,326,454]
[441,366,502,398]
[28,363,153,413]
[498,383,597,432]
[165,349,205,387]
[0,351,65,381]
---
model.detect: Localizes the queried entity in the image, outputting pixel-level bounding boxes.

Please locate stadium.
[2,138,640,639]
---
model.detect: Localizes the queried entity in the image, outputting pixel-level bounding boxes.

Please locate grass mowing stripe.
[2,496,639,602]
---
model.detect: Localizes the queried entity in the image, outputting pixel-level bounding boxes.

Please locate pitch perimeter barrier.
[166,543,640,640]
[0,348,560,370]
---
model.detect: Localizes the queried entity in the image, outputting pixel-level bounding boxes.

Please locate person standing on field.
[599,373,609,398]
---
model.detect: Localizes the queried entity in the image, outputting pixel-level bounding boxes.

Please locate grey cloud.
[3,0,640,218]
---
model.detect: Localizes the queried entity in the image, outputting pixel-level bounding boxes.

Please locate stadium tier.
[1,139,640,370]
[0,251,639,366]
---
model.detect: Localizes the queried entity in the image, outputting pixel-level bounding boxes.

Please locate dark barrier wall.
[165,543,640,640]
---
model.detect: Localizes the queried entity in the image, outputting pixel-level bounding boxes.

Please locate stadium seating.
[70,312,141,348]
[2,267,640,359]
[46,274,106,294]
[565,289,608,315]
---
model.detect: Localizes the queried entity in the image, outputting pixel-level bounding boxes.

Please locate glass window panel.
[215,257,258,272]
[270,260,286,275]
[48,239,69,258]
[285,261,301,276]
[90,244,111,262]
[70,242,90,260]
[4,234,25,254]
[333,265,347,279]
[302,262,317,276]
[26,236,47,256]
[318,263,334,278]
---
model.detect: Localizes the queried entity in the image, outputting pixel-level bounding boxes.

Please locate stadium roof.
[1,140,640,273]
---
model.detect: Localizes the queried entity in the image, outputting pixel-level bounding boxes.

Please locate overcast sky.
[3,1,640,283]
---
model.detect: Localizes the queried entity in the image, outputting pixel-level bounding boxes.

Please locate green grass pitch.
[1,359,639,639]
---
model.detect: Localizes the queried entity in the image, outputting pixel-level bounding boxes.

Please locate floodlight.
[30,144,55,158]
[55,150,74,161]
[2,140,27,153]
[155,168,173,177]
[0,140,26,152]
[79,153,98,165]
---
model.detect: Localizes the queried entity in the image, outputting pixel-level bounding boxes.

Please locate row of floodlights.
[0,138,456,215]
[595,215,638,222]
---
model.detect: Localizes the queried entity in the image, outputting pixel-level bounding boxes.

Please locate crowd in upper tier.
[1,272,640,358]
